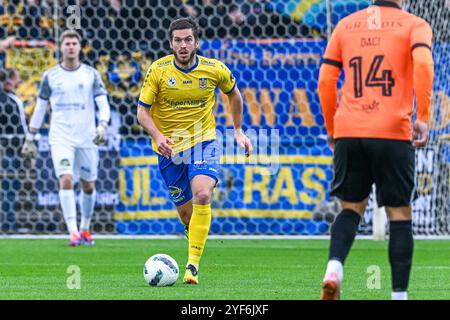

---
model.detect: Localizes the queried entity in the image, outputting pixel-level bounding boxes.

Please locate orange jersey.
[320,0,433,140]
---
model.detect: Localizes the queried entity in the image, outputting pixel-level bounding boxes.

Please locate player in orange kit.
[318,0,434,300]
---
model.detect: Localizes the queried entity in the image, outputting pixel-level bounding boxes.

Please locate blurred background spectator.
[0,36,15,51]
[0,67,30,232]
[182,0,314,39]
[0,0,448,136]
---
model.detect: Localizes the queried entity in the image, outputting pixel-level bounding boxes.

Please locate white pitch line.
[0,234,449,240]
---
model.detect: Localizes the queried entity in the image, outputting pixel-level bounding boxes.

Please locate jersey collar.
[173,55,199,73]
[59,63,82,72]
[373,1,401,9]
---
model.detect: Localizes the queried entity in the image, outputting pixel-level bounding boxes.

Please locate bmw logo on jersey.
[168,77,176,86]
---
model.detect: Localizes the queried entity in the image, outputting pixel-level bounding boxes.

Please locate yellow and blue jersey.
[138,54,236,154]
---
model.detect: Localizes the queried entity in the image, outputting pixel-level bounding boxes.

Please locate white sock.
[80,189,96,231]
[325,259,343,283]
[392,291,408,300]
[59,189,78,234]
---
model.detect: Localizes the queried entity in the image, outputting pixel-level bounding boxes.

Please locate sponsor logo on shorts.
[60,159,70,168]
[168,186,184,202]
[80,166,91,173]
[193,160,207,170]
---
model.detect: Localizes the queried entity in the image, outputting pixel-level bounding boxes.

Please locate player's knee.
[83,186,95,194]
[81,182,95,194]
[386,206,412,221]
[340,199,368,215]
[59,175,73,189]
[193,190,211,205]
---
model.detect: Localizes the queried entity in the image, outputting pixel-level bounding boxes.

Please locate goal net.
[368,0,450,237]
[0,0,448,236]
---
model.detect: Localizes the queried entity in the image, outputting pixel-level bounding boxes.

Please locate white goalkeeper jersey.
[36,63,108,147]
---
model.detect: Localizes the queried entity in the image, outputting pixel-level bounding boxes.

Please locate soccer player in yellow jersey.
[137,18,253,284]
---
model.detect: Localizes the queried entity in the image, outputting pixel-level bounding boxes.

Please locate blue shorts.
[158,140,220,207]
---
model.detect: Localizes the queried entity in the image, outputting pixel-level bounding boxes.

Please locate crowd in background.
[1,0,317,58]
[0,0,323,135]
[0,0,449,136]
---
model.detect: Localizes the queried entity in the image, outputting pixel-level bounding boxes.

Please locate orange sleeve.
[322,23,343,68]
[319,25,343,137]
[318,63,341,137]
[412,47,434,122]
[410,19,433,122]
[410,19,433,51]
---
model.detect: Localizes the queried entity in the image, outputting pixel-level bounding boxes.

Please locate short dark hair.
[169,18,199,41]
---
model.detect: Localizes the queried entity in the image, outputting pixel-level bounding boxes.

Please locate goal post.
[372,185,387,241]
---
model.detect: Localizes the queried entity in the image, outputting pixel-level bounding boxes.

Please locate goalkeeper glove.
[93,121,108,145]
[21,133,38,160]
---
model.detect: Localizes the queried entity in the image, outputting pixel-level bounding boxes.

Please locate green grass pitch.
[0,238,449,300]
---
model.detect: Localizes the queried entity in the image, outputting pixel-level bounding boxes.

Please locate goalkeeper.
[22,30,111,246]
[318,0,434,300]
[137,18,252,284]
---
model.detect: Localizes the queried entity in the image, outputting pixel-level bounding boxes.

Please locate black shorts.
[330,138,415,207]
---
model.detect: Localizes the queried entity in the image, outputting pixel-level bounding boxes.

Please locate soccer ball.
[143,253,179,287]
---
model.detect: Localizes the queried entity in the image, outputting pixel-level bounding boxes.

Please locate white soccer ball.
[143,253,179,287]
